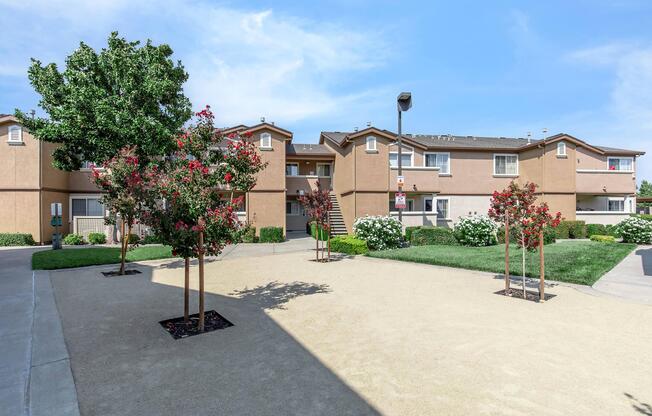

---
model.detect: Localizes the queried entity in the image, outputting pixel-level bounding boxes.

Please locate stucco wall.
[0,191,40,240]
[0,124,40,189]
[247,191,286,236]
[437,151,516,194]
[353,136,390,192]
[41,142,69,190]
[251,128,287,192]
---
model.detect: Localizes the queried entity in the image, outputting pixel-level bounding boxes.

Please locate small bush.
[556,220,586,239]
[618,217,652,244]
[122,233,140,244]
[63,234,85,245]
[404,226,421,242]
[241,226,257,243]
[542,227,557,245]
[633,214,652,222]
[605,224,622,238]
[259,226,284,243]
[586,224,607,237]
[88,232,106,245]
[353,215,402,250]
[330,235,368,255]
[142,234,160,245]
[310,222,328,241]
[590,235,616,243]
[411,226,458,246]
[0,233,35,246]
[496,226,555,245]
[454,215,498,247]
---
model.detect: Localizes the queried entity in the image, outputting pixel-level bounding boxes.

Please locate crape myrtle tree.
[489,181,562,300]
[16,32,191,171]
[91,147,157,275]
[147,106,265,329]
[298,182,333,262]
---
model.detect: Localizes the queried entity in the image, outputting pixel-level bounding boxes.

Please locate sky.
[2,0,652,181]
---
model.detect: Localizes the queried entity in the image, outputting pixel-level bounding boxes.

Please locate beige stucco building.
[0,113,644,243]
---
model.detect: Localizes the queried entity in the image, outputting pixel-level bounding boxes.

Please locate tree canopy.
[16,32,192,171]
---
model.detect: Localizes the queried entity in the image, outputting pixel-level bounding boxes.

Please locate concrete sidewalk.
[0,247,79,416]
[593,245,652,304]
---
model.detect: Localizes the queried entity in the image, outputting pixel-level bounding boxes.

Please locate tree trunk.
[119,221,128,275]
[198,228,205,332]
[184,257,190,322]
[539,230,545,302]
[315,223,319,262]
[521,230,526,299]
[504,215,510,291]
[327,213,331,261]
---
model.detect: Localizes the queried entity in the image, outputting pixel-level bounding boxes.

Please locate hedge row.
[0,233,35,246]
[330,235,368,255]
[259,226,284,243]
[410,227,459,246]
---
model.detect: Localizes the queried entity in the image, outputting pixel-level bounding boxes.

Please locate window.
[494,154,518,175]
[389,199,414,212]
[286,200,301,215]
[285,163,299,176]
[608,157,633,172]
[71,197,104,217]
[436,198,449,219]
[7,125,23,143]
[389,144,413,167]
[425,152,450,174]
[608,199,624,212]
[260,132,272,149]
[557,142,566,157]
[424,197,433,212]
[365,136,377,152]
[316,163,331,177]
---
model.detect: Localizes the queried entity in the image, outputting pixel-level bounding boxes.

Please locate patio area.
[49,251,652,415]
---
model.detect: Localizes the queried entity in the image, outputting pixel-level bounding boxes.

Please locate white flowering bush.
[353,215,402,250]
[617,217,652,244]
[454,215,499,246]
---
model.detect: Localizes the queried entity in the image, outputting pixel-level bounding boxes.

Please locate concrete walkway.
[592,245,652,304]
[217,232,315,260]
[0,247,79,416]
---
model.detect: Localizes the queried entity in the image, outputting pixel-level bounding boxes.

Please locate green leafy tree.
[637,180,652,208]
[15,32,192,171]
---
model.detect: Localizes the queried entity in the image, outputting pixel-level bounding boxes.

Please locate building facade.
[0,113,644,243]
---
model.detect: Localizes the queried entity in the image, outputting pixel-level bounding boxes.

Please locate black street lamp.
[397,92,412,223]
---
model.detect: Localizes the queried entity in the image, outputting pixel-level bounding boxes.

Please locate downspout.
[38,139,43,244]
[353,140,357,218]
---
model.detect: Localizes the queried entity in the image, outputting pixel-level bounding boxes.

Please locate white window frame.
[69,194,106,220]
[557,141,567,157]
[607,198,625,212]
[316,163,331,177]
[286,200,301,216]
[7,125,23,144]
[435,197,450,220]
[389,144,414,168]
[260,132,272,149]
[285,163,299,176]
[607,157,633,172]
[365,136,377,152]
[424,152,450,175]
[493,154,519,176]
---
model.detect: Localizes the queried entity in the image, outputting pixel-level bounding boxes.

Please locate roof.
[221,122,293,140]
[286,143,334,156]
[594,145,645,156]
[405,134,536,150]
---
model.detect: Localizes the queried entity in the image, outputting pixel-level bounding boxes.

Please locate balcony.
[286,175,332,195]
[576,169,636,194]
[389,167,439,192]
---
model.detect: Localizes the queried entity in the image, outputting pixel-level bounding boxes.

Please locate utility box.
[51,202,63,250]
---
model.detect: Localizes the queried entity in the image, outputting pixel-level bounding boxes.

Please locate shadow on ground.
[625,393,652,415]
[492,274,559,289]
[50,264,379,416]
[635,248,652,277]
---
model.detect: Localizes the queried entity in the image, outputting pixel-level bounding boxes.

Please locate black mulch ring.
[101,269,142,277]
[159,310,234,340]
[495,288,557,303]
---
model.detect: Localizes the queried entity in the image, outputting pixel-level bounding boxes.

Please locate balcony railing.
[576,169,636,194]
[286,175,332,195]
[389,166,440,192]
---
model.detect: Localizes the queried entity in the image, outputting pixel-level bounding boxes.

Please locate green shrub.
[618,217,652,244]
[142,234,160,245]
[411,226,458,246]
[585,224,607,237]
[0,233,36,246]
[88,232,106,245]
[453,215,498,247]
[543,227,557,245]
[497,226,555,245]
[259,226,284,243]
[590,235,616,243]
[556,220,586,239]
[63,234,85,245]
[330,235,368,255]
[632,214,652,222]
[122,233,140,244]
[310,222,328,241]
[353,215,402,250]
[605,224,622,238]
[241,226,257,243]
[404,226,421,242]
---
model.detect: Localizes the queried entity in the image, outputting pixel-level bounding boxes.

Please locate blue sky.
[2,0,651,180]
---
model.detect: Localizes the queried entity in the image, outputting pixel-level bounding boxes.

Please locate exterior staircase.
[328,194,348,236]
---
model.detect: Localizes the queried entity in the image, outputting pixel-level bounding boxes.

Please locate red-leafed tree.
[147,106,266,330]
[92,147,157,275]
[298,181,332,262]
[489,181,562,300]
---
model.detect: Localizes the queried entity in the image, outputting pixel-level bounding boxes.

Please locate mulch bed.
[101,269,142,277]
[159,310,234,340]
[495,288,556,303]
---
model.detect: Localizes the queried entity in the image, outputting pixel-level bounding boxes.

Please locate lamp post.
[397,92,412,223]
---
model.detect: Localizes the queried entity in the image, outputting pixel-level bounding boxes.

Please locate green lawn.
[32,245,174,270]
[367,241,636,286]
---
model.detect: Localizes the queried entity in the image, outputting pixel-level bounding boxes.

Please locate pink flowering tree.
[489,181,562,300]
[147,106,266,329]
[92,146,157,275]
[298,181,332,262]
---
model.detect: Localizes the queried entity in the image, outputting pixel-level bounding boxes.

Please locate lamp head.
[397,92,412,112]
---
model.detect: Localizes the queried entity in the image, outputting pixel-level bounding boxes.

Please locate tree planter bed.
[159,310,234,339]
[495,288,556,303]
[101,269,142,277]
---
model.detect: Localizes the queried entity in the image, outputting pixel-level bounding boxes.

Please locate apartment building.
[0,113,644,243]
